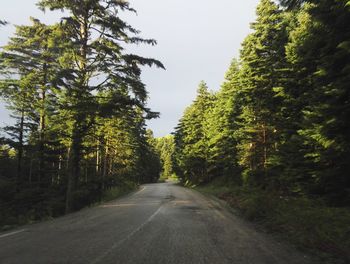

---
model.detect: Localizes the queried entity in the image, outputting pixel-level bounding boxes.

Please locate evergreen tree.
[286,0,350,204]
[0,78,35,190]
[38,0,164,212]
[234,0,289,187]
[1,19,66,184]
[174,81,214,184]
[203,59,241,181]
[155,135,175,179]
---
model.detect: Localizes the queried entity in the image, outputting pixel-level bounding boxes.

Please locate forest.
[173,0,350,261]
[0,1,165,226]
[0,0,349,261]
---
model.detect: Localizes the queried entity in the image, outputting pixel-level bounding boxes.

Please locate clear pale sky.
[0,0,259,137]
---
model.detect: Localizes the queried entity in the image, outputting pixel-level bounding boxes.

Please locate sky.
[0,0,259,137]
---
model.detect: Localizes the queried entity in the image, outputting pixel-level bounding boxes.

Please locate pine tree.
[0,78,35,190]
[38,0,164,212]
[174,81,214,184]
[286,0,350,204]
[234,0,289,187]
[0,19,68,190]
[155,135,175,179]
[203,59,241,181]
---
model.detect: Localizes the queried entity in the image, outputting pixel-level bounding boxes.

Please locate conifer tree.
[286,0,350,203]
[235,0,289,186]
[0,19,67,187]
[0,79,35,190]
[155,135,175,179]
[203,59,241,181]
[174,81,214,184]
[38,0,164,212]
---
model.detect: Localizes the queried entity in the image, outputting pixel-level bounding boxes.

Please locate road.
[0,182,314,264]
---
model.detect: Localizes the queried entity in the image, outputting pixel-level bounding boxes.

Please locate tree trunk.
[102,139,109,191]
[16,109,25,192]
[66,11,89,214]
[262,123,267,169]
[96,139,100,176]
[38,63,48,183]
[65,125,82,213]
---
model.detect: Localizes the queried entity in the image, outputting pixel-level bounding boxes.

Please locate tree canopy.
[174,0,350,206]
[0,0,163,224]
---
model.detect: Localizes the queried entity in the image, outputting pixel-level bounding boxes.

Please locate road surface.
[0,182,314,264]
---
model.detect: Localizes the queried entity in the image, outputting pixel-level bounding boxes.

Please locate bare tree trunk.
[102,139,109,191]
[262,123,267,169]
[16,109,25,192]
[65,125,82,213]
[38,63,48,183]
[96,139,100,176]
[57,155,62,184]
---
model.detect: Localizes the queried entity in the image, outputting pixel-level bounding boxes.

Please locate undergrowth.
[196,177,350,264]
[0,180,138,231]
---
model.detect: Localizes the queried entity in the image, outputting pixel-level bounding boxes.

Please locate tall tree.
[0,79,34,190]
[234,0,289,186]
[0,19,67,186]
[203,59,241,181]
[155,135,175,179]
[286,0,350,204]
[38,0,164,212]
[174,81,214,184]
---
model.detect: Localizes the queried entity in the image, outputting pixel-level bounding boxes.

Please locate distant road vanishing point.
[0,182,314,264]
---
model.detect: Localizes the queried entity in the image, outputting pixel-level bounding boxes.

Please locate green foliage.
[173,0,350,260]
[285,0,350,204]
[101,181,137,202]
[174,81,215,184]
[197,179,350,263]
[174,0,350,204]
[155,135,176,179]
[0,1,162,226]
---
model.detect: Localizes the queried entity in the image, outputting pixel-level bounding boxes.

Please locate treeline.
[154,135,175,180]
[174,0,350,206]
[0,1,163,226]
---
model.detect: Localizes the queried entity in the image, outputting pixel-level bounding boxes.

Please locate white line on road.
[0,229,26,239]
[137,186,146,194]
[91,205,163,264]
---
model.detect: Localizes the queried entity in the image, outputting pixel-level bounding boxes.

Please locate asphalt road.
[0,182,315,264]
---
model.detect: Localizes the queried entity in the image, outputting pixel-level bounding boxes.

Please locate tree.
[1,19,67,183]
[203,59,241,181]
[174,81,215,184]
[38,0,164,212]
[0,79,34,190]
[155,135,175,179]
[234,0,289,187]
[1,21,73,221]
[286,0,350,204]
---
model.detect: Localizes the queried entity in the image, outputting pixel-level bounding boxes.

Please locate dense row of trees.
[154,135,175,180]
[174,0,350,206]
[0,1,163,225]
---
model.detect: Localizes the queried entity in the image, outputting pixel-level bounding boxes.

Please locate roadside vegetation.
[173,0,350,263]
[154,135,176,181]
[1,1,349,262]
[0,1,163,228]
[196,178,350,263]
